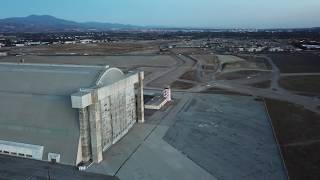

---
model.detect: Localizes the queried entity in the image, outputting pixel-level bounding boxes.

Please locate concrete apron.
[87,94,217,180]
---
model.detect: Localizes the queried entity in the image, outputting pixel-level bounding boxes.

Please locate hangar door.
[100,86,136,151]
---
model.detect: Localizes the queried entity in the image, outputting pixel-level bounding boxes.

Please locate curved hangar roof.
[0,63,125,165]
[0,63,125,95]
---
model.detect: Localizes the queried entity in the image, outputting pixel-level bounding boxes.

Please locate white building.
[269,47,284,52]
[80,39,93,44]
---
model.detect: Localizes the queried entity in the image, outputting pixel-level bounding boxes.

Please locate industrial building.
[0,62,144,166]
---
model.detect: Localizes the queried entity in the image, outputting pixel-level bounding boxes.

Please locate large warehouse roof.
[0,63,125,165]
[0,63,117,95]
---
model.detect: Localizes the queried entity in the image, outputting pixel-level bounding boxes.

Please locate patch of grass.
[265,99,320,180]
[279,75,320,94]
[268,53,320,73]
[295,92,319,97]
[282,143,320,180]
[191,54,219,65]
[202,65,216,70]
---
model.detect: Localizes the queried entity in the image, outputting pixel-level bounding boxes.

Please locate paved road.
[263,55,281,90]
[145,52,197,87]
[191,81,320,113]
[145,54,320,114]
[214,55,319,113]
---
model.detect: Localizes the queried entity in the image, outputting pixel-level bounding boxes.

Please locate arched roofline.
[95,67,125,86]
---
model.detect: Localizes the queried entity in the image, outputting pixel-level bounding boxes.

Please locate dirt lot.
[248,80,271,88]
[219,55,270,72]
[202,87,251,96]
[268,53,320,73]
[190,54,219,65]
[180,70,199,81]
[215,55,272,80]
[216,70,270,80]
[223,61,269,72]
[170,48,212,55]
[265,99,320,180]
[170,80,195,90]
[0,55,176,68]
[4,40,172,56]
[279,75,320,94]
[238,55,272,70]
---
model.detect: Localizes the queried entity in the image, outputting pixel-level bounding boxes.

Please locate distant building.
[0,63,144,166]
[0,52,7,56]
[80,39,93,44]
[269,47,284,52]
[248,47,264,52]
[41,42,50,45]
[15,44,25,47]
[145,87,172,110]
[302,44,320,50]
[238,47,245,52]
[26,42,41,46]
[64,41,76,44]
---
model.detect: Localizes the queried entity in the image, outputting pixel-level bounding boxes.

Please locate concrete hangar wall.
[0,62,144,166]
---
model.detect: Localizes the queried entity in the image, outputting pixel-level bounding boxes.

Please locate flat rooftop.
[0,63,108,95]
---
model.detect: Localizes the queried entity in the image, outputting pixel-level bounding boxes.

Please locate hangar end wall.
[73,71,144,164]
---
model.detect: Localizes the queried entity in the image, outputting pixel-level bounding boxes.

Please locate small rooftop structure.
[145,87,171,110]
[145,96,168,110]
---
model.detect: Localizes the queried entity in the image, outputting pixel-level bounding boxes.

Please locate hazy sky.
[1,0,320,28]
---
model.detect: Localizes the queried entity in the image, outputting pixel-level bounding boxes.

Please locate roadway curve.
[145,53,320,114]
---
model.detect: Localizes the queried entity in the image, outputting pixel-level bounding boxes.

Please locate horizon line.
[0,14,319,30]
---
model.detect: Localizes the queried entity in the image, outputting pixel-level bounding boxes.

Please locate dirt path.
[263,55,281,90]
[280,73,320,77]
[145,52,197,88]
[282,139,320,147]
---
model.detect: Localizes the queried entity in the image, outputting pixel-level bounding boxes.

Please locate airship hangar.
[0,62,144,166]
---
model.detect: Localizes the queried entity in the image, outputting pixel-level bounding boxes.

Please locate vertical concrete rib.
[137,71,145,123]
[89,91,103,163]
[79,107,92,162]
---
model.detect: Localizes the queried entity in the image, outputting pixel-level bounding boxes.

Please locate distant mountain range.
[0,15,140,32]
[0,15,319,33]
